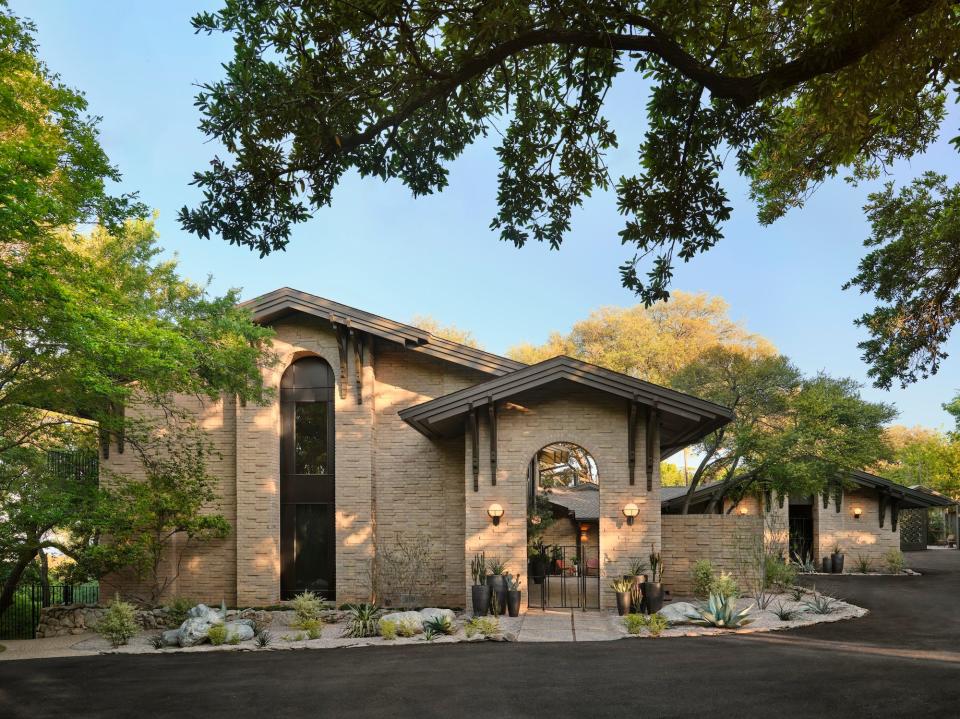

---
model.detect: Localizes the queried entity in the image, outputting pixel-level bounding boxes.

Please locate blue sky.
[14,1,960,430]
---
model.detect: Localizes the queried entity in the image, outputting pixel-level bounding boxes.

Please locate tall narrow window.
[295,402,328,474]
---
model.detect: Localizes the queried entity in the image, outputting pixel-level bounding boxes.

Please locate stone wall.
[813,489,900,570]
[36,605,172,638]
[661,514,763,597]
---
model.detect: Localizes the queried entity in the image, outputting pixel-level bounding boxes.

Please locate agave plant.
[803,591,840,615]
[609,577,634,593]
[771,602,801,621]
[688,592,754,628]
[342,603,380,638]
[488,557,507,575]
[423,615,454,636]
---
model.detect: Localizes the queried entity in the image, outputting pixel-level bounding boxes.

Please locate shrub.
[397,619,419,637]
[884,549,905,574]
[771,602,799,621]
[149,634,165,650]
[342,603,380,638]
[854,554,873,574]
[692,560,714,600]
[464,616,499,638]
[789,586,805,602]
[228,632,242,645]
[623,613,647,635]
[164,597,195,628]
[291,590,326,624]
[207,624,228,645]
[423,615,454,636]
[96,595,139,647]
[646,614,668,637]
[255,630,272,648]
[298,618,322,639]
[764,557,797,592]
[710,571,740,599]
[380,619,398,640]
[803,589,840,615]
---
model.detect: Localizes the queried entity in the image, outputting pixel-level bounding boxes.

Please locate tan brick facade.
[661,514,763,596]
[813,489,900,570]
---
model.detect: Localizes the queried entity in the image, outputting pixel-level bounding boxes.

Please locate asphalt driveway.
[2,550,959,719]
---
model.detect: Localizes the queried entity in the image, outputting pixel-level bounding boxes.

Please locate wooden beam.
[627,399,637,486]
[645,405,659,492]
[333,317,348,400]
[488,400,497,486]
[891,499,900,532]
[468,406,479,492]
[879,493,887,528]
[351,328,363,404]
[834,483,842,513]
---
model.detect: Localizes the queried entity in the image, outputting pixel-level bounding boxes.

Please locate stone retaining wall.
[661,514,762,597]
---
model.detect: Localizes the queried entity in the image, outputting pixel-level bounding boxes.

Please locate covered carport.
[899,486,959,551]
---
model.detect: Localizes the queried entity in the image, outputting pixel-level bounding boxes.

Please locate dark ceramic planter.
[471,584,491,617]
[529,557,548,585]
[486,574,508,615]
[831,553,845,574]
[642,582,664,614]
[822,557,832,573]
[615,591,631,616]
[507,590,521,617]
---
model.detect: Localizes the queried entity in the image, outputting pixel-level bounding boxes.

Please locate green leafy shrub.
[789,586,805,602]
[292,590,326,624]
[771,602,800,621]
[297,618,322,639]
[380,619,398,640]
[488,557,507,575]
[207,624,228,645]
[646,613,668,637]
[397,619,419,638]
[764,557,797,591]
[609,577,633,593]
[464,616,499,638]
[255,630,272,648]
[423,615,454,636]
[96,595,139,647]
[690,592,753,628]
[342,603,380,638]
[884,549,905,574]
[855,554,873,574]
[623,613,647,635]
[149,634,165,649]
[710,571,740,599]
[692,560,715,600]
[228,632,242,645]
[623,613,668,636]
[164,597,195,628]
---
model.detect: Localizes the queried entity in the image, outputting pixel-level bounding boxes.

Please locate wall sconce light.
[853,507,863,520]
[622,503,639,526]
[487,503,504,526]
[738,506,749,516]
[579,523,590,542]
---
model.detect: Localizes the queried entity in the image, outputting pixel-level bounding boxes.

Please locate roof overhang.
[399,355,733,457]
[241,288,524,376]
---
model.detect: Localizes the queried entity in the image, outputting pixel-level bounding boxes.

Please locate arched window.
[280,357,335,599]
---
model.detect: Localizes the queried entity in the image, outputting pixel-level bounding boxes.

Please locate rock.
[162,629,181,647]
[380,611,424,633]
[419,608,456,624]
[187,604,224,623]
[224,622,255,641]
[178,616,217,647]
[658,602,700,625]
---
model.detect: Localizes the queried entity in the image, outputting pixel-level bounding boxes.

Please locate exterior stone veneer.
[661,514,763,596]
[813,489,900,569]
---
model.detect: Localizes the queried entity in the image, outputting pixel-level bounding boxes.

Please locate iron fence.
[0,582,99,640]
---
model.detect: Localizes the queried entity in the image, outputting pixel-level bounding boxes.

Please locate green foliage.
[464,616,499,639]
[764,558,797,592]
[488,557,507,575]
[877,425,960,500]
[628,557,649,577]
[95,595,139,647]
[690,593,754,629]
[623,613,647,636]
[409,315,481,349]
[710,572,741,600]
[470,553,486,586]
[149,635,165,650]
[505,573,521,592]
[379,619,398,641]
[296,619,322,640]
[648,547,663,583]
[609,577,634,593]
[423,615,454,636]
[884,549,906,574]
[803,591,840,615]
[183,2,959,387]
[789,586,806,602]
[624,613,668,637]
[771,603,800,622]
[207,624,227,646]
[341,603,380,638]
[291,590,326,625]
[255,630,272,648]
[164,597,196,628]
[396,619,419,638]
[646,614,668,637]
[692,560,714,600]
[855,555,873,574]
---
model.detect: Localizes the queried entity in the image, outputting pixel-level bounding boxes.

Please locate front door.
[789,505,813,563]
[279,358,336,600]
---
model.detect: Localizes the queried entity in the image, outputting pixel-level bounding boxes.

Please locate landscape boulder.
[658,602,700,625]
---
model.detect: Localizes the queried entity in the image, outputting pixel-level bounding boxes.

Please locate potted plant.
[610,577,633,616]
[528,539,549,585]
[506,573,522,617]
[486,557,508,615]
[831,544,845,574]
[624,557,648,613]
[470,552,491,617]
[642,545,665,614]
[549,545,562,574]
[821,556,831,573]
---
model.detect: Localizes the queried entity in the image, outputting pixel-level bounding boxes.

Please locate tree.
[659,462,686,487]
[875,425,960,499]
[943,392,960,437]
[0,4,275,614]
[410,314,481,348]
[181,1,960,387]
[671,348,895,513]
[508,291,773,383]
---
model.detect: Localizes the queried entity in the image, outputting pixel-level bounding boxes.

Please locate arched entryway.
[280,357,336,600]
[527,442,600,609]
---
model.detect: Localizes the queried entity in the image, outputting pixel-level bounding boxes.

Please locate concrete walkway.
[515,609,623,642]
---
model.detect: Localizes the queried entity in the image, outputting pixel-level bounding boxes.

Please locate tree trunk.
[39,550,50,607]
[0,547,39,618]
[679,431,724,514]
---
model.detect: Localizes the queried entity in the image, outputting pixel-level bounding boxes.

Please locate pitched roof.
[545,485,599,522]
[399,355,734,456]
[241,287,524,376]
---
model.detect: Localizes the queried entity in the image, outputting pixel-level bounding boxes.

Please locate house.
[660,469,956,569]
[101,288,732,610]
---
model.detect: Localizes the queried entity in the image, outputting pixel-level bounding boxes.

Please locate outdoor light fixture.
[739,507,749,516]
[622,503,640,526]
[853,507,863,520]
[487,503,504,526]
[579,523,590,542]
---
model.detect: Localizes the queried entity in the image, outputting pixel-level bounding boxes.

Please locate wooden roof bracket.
[834,482,842,513]
[468,404,479,492]
[645,404,659,492]
[332,314,348,400]
[891,498,900,532]
[879,493,887,528]
[627,398,637,486]
[488,399,497,486]
[350,327,363,405]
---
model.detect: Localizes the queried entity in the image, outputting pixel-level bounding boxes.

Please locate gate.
[0,582,100,640]
[527,545,600,610]
[900,509,927,551]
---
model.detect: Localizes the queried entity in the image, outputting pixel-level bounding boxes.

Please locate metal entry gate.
[527,545,600,610]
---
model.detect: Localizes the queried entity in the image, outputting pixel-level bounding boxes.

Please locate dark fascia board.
[399,356,733,449]
[241,288,524,376]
